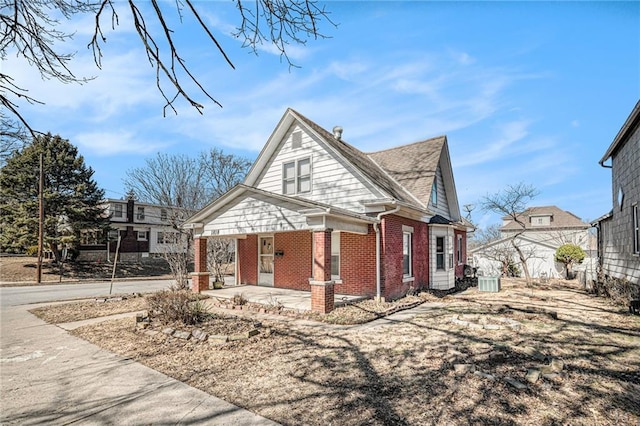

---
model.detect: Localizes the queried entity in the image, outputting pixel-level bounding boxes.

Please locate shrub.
[555,244,586,279]
[231,293,247,306]
[26,245,39,256]
[147,290,208,325]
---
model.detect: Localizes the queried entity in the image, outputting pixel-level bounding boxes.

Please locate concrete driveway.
[0,282,278,425]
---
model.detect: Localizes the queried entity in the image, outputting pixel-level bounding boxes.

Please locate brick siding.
[238,235,258,285]
[273,231,312,291]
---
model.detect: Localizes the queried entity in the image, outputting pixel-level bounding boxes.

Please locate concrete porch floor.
[201,281,366,312]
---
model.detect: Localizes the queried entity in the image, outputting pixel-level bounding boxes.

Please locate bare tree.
[472,224,515,276]
[124,149,251,288]
[480,182,540,284]
[1,0,335,136]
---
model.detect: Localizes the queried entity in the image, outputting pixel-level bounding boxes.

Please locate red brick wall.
[338,226,377,297]
[311,283,335,313]
[454,229,467,279]
[238,235,258,285]
[381,215,429,300]
[274,231,312,291]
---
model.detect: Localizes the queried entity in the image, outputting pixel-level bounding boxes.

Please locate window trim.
[403,231,413,278]
[436,236,445,271]
[114,203,123,218]
[282,156,312,195]
[331,231,340,280]
[160,208,168,221]
[457,234,463,265]
[137,230,148,241]
[633,203,639,255]
[136,206,145,220]
[431,178,438,207]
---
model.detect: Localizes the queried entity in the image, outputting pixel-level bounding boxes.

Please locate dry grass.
[46,279,640,425]
[29,295,148,323]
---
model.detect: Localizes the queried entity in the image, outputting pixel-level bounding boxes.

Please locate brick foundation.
[310,280,335,313]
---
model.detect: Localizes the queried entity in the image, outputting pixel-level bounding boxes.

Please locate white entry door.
[258,236,274,286]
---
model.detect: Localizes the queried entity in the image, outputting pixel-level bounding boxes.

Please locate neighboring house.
[471,205,593,278]
[80,198,184,262]
[592,100,640,286]
[184,108,472,313]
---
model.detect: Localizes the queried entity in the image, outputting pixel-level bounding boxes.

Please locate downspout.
[374,203,401,301]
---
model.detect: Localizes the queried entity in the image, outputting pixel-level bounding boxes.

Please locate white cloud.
[75,130,167,156]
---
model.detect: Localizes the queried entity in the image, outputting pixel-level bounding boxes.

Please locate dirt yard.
[0,255,173,284]
[34,279,640,425]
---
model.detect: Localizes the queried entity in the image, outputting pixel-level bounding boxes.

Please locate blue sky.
[6,1,640,229]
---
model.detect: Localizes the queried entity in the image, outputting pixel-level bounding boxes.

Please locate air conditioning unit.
[478,276,501,292]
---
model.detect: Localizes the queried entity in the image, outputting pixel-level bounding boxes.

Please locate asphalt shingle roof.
[291,109,444,211]
[501,205,590,231]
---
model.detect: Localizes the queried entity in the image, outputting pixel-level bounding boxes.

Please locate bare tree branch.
[2,0,336,135]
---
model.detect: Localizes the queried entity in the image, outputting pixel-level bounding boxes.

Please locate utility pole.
[37,152,44,283]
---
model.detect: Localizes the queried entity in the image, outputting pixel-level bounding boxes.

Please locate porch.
[201,282,366,312]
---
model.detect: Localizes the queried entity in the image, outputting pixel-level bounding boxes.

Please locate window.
[457,234,463,264]
[137,207,145,220]
[431,178,437,206]
[114,203,123,218]
[161,209,167,221]
[297,158,311,193]
[331,232,340,278]
[403,232,412,277]
[436,237,445,270]
[157,232,164,244]
[634,203,639,254]
[137,231,148,241]
[282,157,311,195]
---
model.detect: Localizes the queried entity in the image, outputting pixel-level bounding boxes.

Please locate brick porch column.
[191,237,210,292]
[309,230,335,313]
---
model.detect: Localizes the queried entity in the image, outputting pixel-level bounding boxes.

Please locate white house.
[471,206,593,279]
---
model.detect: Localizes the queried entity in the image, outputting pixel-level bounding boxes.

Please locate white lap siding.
[256,124,382,212]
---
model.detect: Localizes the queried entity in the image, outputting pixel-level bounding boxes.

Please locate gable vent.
[291,131,302,149]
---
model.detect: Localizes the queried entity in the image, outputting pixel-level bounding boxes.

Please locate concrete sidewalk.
[202,284,365,311]
[0,303,278,425]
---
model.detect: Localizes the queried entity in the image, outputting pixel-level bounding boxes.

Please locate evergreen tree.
[0,134,109,258]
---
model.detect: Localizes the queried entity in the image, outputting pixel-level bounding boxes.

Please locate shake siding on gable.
[255,125,380,212]
[429,165,450,218]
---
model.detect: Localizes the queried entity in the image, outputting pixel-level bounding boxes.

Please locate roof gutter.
[373,202,401,301]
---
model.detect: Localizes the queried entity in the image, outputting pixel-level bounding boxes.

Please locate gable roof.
[501,205,590,231]
[367,136,445,207]
[292,110,424,209]
[600,99,640,164]
[244,108,461,219]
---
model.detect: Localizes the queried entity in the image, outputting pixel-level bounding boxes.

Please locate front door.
[258,236,274,286]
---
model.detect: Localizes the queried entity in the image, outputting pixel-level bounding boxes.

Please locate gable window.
[137,231,148,241]
[114,203,123,218]
[282,157,311,195]
[403,231,413,277]
[161,209,168,221]
[436,237,445,270]
[331,231,340,279]
[457,234,463,264]
[634,203,639,255]
[431,178,438,207]
[136,207,145,220]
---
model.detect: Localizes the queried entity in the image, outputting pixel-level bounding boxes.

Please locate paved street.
[0,280,278,425]
[0,279,176,308]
